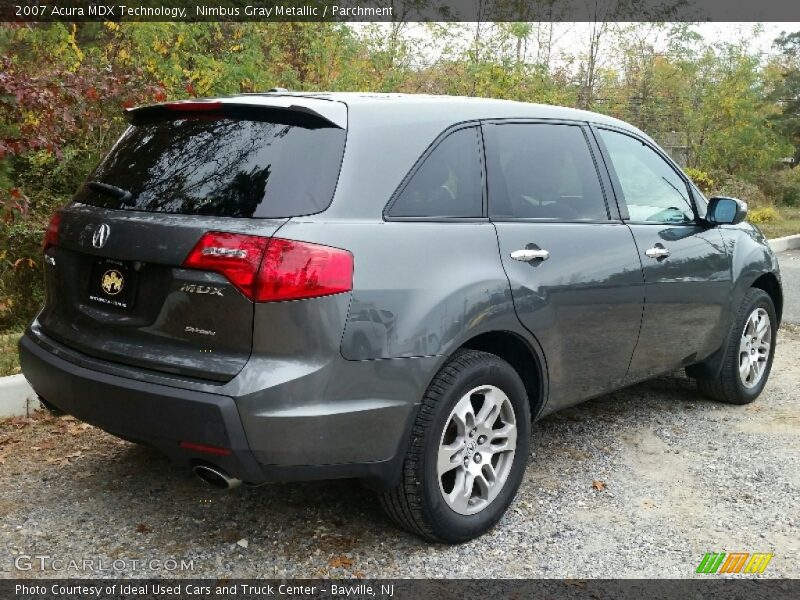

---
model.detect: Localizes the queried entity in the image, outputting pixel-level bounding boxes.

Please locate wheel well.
[752,273,783,324]
[460,331,544,419]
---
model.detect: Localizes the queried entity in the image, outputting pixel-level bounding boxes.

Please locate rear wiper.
[87,181,133,205]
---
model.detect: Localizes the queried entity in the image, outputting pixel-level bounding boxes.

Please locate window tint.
[484,123,608,220]
[74,113,346,218]
[597,128,695,224]
[388,127,483,218]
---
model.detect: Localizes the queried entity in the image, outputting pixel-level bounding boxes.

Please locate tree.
[772,31,800,164]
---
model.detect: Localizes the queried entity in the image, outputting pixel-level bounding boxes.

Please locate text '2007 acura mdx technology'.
[20,93,782,543]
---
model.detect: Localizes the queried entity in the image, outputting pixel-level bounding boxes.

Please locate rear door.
[40,103,346,381]
[484,121,644,409]
[593,127,731,381]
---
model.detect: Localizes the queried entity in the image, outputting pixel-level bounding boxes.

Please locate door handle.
[511,248,550,262]
[645,245,670,259]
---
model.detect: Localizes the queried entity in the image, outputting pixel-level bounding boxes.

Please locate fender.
[687,222,782,380]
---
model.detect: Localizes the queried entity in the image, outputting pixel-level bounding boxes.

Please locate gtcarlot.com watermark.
[14,554,195,573]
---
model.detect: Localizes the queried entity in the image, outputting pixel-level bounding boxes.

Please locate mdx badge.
[181,284,224,296]
[92,223,110,248]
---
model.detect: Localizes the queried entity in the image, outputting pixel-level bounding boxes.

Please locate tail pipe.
[193,464,242,490]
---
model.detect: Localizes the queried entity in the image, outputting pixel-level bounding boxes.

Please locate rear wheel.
[380,349,530,543]
[695,288,777,405]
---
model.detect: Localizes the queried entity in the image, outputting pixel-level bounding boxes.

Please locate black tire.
[695,288,777,405]
[380,349,531,543]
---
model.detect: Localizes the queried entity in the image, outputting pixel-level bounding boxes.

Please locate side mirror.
[707,196,748,226]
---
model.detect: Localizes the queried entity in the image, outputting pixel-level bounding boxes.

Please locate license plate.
[88,259,138,310]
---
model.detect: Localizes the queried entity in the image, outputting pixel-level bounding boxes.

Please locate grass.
[0,331,22,377]
[756,206,800,239]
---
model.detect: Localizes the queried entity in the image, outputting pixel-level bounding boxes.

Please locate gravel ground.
[1,324,798,580]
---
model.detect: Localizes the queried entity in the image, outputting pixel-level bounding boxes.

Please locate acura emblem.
[92,224,110,249]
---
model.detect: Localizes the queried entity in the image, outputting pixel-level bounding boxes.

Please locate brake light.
[183,232,269,299]
[163,100,223,112]
[183,232,353,302]
[43,212,61,251]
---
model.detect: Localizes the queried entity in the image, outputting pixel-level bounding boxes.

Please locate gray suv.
[20,93,782,542]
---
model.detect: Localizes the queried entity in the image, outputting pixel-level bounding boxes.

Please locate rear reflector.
[179,441,232,457]
[43,212,62,251]
[183,232,353,302]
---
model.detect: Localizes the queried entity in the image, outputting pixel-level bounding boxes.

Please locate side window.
[387,127,483,218]
[484,123,608,220]
[597,128,695,224]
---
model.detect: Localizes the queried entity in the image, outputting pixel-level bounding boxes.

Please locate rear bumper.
[19,332,266,482]
[19,327,434,488]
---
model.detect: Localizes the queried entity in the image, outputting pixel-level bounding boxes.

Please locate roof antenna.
[267,87,289,93]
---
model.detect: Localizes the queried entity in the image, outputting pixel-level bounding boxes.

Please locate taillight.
[182,232,353,302]
[256,238,353,302]
[43,212,62,251]
[183,232,269,299]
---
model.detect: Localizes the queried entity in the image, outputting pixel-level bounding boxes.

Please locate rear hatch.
[39,99,347,382]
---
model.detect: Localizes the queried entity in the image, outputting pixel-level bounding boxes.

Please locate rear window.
[74,111,346,218]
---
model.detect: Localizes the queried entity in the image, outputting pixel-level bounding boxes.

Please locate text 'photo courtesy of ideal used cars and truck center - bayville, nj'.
[0,0,799,598]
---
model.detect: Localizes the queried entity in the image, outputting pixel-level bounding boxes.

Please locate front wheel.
[380,349,531,543]
[695,288,777,405]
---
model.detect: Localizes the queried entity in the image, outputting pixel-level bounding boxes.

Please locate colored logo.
[101,269,124,296]
[696,552,773,574]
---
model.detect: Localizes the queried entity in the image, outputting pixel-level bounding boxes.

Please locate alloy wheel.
[739,307,772,389]
[437,385,518,515]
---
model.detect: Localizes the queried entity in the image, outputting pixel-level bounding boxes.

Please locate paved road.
[778,248,800,324]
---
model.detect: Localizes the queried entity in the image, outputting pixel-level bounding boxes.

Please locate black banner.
[3,0,800,23]
[1,579,799,600]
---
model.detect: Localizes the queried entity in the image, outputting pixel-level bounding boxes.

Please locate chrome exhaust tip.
[192,464,242,490]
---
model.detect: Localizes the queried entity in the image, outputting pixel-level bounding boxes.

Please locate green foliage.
[761,167,800,207]
[684,168,715,195]
[0,331,21,376]
[749,206,780,223]
[772,31,800,164]
[711,174,769,208]
[0,190,52,331]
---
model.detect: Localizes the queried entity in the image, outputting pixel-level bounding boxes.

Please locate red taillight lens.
[255,238,353,302]
[182,232,353,302]
[183,232,269,299]
[43,212,62,251]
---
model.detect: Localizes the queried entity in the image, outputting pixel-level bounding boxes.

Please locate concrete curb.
[769,233,800,253]
[0,374,39,419]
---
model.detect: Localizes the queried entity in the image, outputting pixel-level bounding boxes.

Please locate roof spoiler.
[125,97,347,129]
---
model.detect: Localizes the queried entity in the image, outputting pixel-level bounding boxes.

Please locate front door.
[483,121,645,410]
[593,127,732,381]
